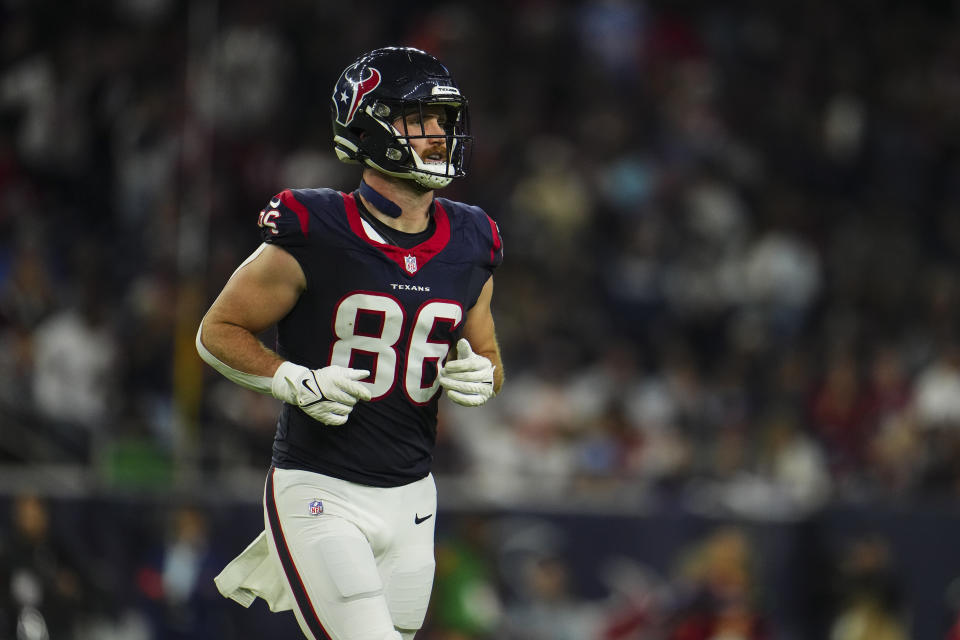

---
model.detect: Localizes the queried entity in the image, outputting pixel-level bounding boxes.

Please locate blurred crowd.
[1,491,941,640]
[2,0,960,637]
[3,0,959,504]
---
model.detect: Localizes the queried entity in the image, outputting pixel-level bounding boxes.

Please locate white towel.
[214,530,294,612]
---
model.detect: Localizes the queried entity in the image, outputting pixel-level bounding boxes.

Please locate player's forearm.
[198,317,284,381]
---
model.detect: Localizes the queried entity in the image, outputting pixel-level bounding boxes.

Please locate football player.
[196,47,504,640]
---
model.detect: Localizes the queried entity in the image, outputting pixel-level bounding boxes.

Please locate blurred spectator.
[913,344,960,429]
[576,0,648,79]
[0,49,57,168]
[497,519,602,640]
[446,371,577,502]
[864,346,920,496]
[509,135,593,260]
[809,350,874,485]
[429,517,503,639]
[594,558,668,640]
[501,553,596,639]
[753,410,831,513]
[828,536,908,640]
[0,494,93,639]
[913,345,960,496]
[30,276,118,462]
[666,527,771,640]
[692,408,832,521]
[739,226,821,343]
[864,346,912,425]
[190,24,289,134]
[571,399,645,494]
[135,505,226,639]
[0,241,57,331]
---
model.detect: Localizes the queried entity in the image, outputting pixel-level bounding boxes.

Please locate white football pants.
[264,467,437,640]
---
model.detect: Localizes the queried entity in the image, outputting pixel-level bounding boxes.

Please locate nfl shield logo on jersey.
[404,254,418,274]
[309,499,324,516]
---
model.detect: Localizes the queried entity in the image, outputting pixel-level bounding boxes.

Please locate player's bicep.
[461,276,504,392]
[204,243,306,334]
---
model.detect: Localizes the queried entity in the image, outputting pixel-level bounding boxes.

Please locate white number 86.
[331,292,463,404]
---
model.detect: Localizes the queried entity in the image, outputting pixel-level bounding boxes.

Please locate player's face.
[394,105,449,165]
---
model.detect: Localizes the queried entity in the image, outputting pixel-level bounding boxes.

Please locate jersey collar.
[341,192,450,276]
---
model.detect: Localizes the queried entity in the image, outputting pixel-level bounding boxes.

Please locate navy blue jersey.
[258,188,502,487]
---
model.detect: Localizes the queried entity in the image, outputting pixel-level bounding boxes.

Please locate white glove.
[438,338,495,407]
[271,361,371,426]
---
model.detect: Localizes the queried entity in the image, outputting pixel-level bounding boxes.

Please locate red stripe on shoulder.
[279,189,310,237]
[486,214,501,262]
[342,192,365,237]
[486,214,501,250]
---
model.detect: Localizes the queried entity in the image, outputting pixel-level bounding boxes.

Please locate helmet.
[330,47,471,190]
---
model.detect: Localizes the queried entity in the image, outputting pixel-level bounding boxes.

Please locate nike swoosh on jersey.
[414,513,433,525]
[270,197,281,209]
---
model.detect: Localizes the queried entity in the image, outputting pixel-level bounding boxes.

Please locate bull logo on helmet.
[333,66,382,126]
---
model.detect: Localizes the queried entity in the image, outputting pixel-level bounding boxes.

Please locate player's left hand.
[438,338,495,407]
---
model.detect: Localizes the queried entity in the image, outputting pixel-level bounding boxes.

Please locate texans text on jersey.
[389,283,431,292]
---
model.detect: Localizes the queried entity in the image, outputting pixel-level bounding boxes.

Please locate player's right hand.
[438,338,496,407]
[271,362,371,426]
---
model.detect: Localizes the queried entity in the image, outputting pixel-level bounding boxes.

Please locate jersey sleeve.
[257,189,312,247]
[481,212,504,271]
[456,202,503,272]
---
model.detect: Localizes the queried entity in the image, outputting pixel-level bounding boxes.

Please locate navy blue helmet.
[330,47,471,189]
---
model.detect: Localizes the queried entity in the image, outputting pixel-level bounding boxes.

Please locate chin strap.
[358,180,404,218]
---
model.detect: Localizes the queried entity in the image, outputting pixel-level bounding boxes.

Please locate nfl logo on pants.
[309,499,323,515]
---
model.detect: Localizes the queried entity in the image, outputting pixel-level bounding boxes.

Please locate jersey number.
[331,293,463,404]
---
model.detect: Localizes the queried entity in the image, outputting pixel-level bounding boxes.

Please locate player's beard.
[409,143,450,193]
[420,143,448,165]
